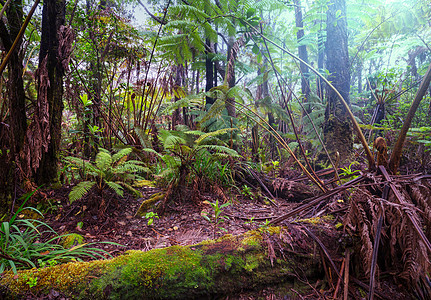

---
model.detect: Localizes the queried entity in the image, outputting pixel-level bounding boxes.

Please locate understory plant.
[65,147,150,203]
[145,126,240,198]
[0,192,116,274]
[201,199,231,238]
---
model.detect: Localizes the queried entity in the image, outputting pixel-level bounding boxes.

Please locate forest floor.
[29,157,429,300]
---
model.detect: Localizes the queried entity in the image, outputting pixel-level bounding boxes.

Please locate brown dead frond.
[212,184,229,203]
[344,177,431,293]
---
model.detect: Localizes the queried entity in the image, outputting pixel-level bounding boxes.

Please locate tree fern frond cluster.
[65,148,148,203]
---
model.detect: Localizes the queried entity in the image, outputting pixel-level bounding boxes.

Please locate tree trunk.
[0,227,326,299]
[294,0,310,114]
[205,39,215,106]
[225,35,236,118]
[0,0,26,214]
[323,0,352,163]
[35,0,67,185]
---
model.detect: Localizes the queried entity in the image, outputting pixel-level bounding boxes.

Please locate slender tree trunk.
[205,39,215,106]
[323,0,352,162]
[35,0,67,185]
[317,30,325,99]
[358,62,363,94]
[225,35,236,118]
[294,0,310,114]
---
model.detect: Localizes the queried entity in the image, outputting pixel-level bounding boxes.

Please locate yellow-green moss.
[61,233,85,248]
[0,226,318,299]
[135,192,165,217]
[297,215,334,225]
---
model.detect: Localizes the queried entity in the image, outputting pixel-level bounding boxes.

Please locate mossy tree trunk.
[0,0,27,214]
[323,0,353,163]
[0,227,328,299]
[35,0,67,185]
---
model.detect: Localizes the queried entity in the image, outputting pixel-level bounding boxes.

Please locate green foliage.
[144,212,159,226]
[201,200,231,238]
[65,148,149,203]
[0,192,118,274]
[144,126,240,191]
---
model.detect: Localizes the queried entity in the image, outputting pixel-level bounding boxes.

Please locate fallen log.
[0,226,324,299]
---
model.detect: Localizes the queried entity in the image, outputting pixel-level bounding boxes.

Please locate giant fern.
[65,148,150,204]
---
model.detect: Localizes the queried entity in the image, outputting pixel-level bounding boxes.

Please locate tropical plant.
[0,192,118,274]
[65,147,150,204]
[201,199,231,239]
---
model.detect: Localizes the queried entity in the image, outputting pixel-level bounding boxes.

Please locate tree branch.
[137,0,167,25]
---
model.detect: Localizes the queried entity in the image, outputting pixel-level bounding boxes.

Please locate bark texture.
[0,0,26,213]
[323,0,353,163]
[33,0,68,184]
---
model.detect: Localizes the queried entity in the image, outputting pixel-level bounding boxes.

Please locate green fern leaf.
[142,148,163,157]
[112,148,133,163]
[195,128,238,145]
[69,181,95,203]
[95,151,112,172]
[118,182,142,198]
[114,161,150,174]
[105,181,124,197]
[64,157,98,175]
[198,97,226,125]
[163,135,186,150]
[196,145,241,158]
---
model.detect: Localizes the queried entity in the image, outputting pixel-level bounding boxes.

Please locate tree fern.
[69,181,96,203]
[196,144,241,158]
[198,97,226,125]
[95,151,112,173]
[64,157,98,177]
[195,128,238,145]
[112,148,133,163]
[114,161,150,174]
[104,181,124,197]
[67,148,150,204]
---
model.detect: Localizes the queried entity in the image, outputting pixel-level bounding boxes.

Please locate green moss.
[0,226,319,299]
[297,215,334,225]
[61,233,85,248]
[135,193,165,217]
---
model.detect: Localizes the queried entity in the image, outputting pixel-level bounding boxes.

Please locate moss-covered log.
[0,226,325,299]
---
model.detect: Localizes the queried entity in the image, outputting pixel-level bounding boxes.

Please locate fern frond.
[169,5,210,22]
[118,182,142,198]
[64,157,98,174]
[198,97,226,125]
[69,181,95,203]
[112,148,133,163]
[142,148,163,157]
[163,135,187,150]
[105,181,124,197]
[196,145,241,158]
[195,128,238,145]
[95,151,112,172]
[114,161,150,174]
[161,155,181,169]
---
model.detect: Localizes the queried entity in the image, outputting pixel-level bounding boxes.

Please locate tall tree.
[293,0,310,113]
[34,0,69,184]
[0,0,27,212]
[323,0,352,162]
